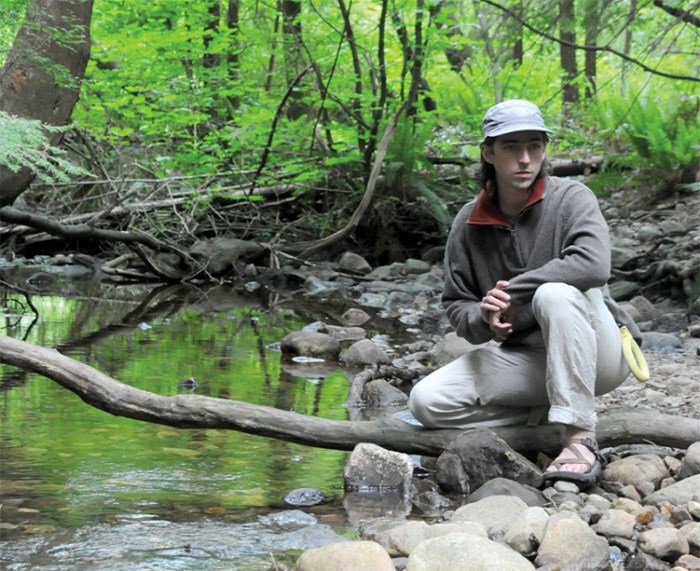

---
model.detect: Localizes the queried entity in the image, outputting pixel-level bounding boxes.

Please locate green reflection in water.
[1,291,351,531]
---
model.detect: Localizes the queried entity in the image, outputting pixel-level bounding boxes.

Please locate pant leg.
[532,283,630,431]
[407,343,548,428]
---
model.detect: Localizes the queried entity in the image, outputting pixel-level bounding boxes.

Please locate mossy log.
[1,335,698,457]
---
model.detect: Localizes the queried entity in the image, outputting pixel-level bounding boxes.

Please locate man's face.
[482,131,546,194]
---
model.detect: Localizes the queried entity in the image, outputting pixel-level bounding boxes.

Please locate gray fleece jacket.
[442,175,641,346]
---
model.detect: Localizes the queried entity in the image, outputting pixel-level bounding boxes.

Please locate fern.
[601,95,700,186]
[0,111,89,183]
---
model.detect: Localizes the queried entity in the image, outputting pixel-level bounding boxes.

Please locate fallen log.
[1,335,698,456]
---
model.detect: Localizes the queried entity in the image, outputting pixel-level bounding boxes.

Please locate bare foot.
[545,428,598,475]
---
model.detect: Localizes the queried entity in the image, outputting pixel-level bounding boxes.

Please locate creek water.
[0,277,400,570]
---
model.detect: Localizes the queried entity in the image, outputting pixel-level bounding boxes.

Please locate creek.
[0,272,409,570]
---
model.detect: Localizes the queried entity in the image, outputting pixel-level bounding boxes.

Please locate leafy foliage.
[597,93,700,190]
[0,111,89,183]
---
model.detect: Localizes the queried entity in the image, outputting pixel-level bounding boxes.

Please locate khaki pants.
[408,283,631,430]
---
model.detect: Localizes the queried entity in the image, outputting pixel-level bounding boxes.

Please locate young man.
[408,99,641,483]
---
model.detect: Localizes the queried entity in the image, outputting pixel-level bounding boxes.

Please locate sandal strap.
[567,437,605,466]
[568,437,599,453]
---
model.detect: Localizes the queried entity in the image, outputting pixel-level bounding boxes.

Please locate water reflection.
[0,280,365,569]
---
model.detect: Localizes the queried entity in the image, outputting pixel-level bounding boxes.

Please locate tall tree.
[582,0,603,99]
[0,0,94,206]
[280,0,306,120]
[559,0,579,107]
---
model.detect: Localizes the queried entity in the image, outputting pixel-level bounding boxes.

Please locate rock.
[451,495,529,537]
[638,527,690,561]
[591,508,637,539]
[259,509,317,528]
[679,442,700,479]
[503,506,550,555]
[363,379,409,408]
[280,331,341,360]
[337,252,372,275]
[295,540,394,571]
[340,339,391,368]
[340,308,371,326]
[680,522,700,557]
[675,554,700,571]
[304,321,367,342]
[467,477,546,507]
[641,332,683,350]
[535,515,610,570]
[644,475,700,505]
[283,488,324,507]
[344,443,413,495]
[406,533,535,571]
[386,520,488,557]
[435,428,543,494]
[431,332,480,366]
[189,237,265,274]
[602,454,670,494]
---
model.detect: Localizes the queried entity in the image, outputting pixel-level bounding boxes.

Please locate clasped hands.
[480,280,515,338]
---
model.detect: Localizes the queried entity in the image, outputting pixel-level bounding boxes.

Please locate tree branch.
[653,0,700,28]
[1,335,698,457]
[479,0,699,82]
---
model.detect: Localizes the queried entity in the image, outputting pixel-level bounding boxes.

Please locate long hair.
[476,134,552,190]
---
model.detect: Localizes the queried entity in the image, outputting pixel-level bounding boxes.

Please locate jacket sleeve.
[441,208,496,345]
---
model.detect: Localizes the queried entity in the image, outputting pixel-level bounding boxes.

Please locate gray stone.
[535,515,609,570]
[679,442,700,479]
[344,443,413,495]
[638,527,690,561]
[676,554,700,571]
[338,252,372,275]
[435,428,543,495]
[602,454,670,493]
[451,495,529,537]
[295,540,394,571]
[467,477,546,507]
[431,332,480,366]
[340,308,371,326]
[592,509,637,539]
[503,506,550,555]
[363,379,409,408]
[641,332,683,350]
[340,338,391,368]
[189,237,265,274]
[406,533,535,571]
[644,475,700,506]
[387,520,488,557]
[680,522,700,557]
[280,330,341,360]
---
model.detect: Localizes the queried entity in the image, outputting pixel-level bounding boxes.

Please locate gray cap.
[482,99,553,138]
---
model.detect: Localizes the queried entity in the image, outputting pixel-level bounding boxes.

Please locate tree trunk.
[227,0,241,108]
[280,0,306,120]
[1,335,698,457]
[0,0,94,206]
[559,0,579,107]
[512,0,524,66]
[203,0,221,69]
[583,0,601,99]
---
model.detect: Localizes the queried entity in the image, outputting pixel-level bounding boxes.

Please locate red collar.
[468,177,545,226]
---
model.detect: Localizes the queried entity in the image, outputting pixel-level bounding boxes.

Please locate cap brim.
[485,122,554,138]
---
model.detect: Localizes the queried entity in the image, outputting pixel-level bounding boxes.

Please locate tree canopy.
[0,0,698,267]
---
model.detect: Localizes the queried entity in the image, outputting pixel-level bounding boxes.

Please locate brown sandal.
[543,437,604,484]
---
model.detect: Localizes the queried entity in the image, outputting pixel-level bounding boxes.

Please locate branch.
[251,65,313,193]
[1,335,698,456]
[479,0,699,82]
[285,101,409,258]
[653,0,700,27]
[0,206,183,255]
